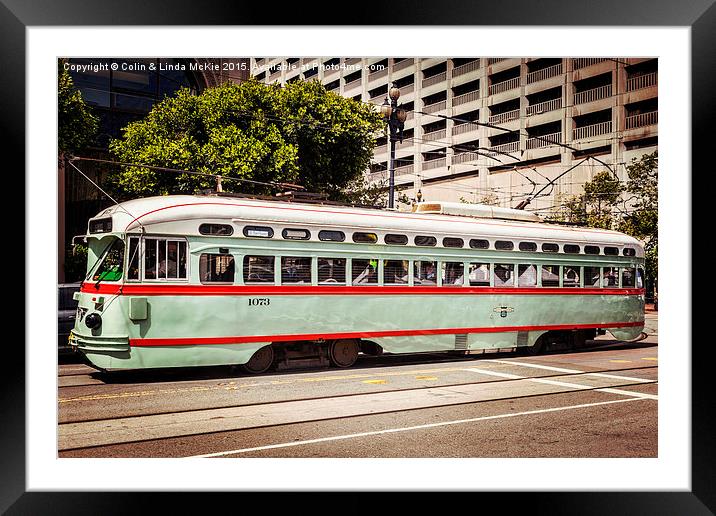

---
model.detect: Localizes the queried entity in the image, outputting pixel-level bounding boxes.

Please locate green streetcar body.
[69,195,645,371]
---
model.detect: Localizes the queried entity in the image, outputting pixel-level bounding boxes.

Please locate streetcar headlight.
[85,313,102,330]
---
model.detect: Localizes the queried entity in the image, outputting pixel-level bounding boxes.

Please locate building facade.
[250,57,657,215]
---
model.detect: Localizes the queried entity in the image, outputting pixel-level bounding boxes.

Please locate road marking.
[188,397,648,458]
[363,379,387,385]
[415,376,438,381]
[482,359,654,383]
[464,367,658,400]
[642,357,658,361]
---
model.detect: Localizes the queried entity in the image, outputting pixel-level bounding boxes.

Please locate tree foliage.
[108,79,383,200]
[547,151,658,281]
[58,62,99,154]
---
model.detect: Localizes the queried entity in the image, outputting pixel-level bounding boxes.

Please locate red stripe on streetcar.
[82,282,645,297]
[129,321,644,347]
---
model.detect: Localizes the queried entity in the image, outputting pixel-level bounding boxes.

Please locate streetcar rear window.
[604,247,619,256]
[353,232,378,243]
[636,267,644,288]
[468,263,490,286]
[443,237,464,248]
[563,244,580,254]
[200,254,235,284]
[199,223,233,236]
[352,259,378,285]
[584,245,600,255]
[415,235,437,247]
[469,239,490,249]
[282,228,311,240]
[518,242,537,252]
[584,266,601,287]
[414,260,438,285]
[318,258,346,285]
[518,264,537,287]
[541,265,560,287]
[441,262,465,286]
[383,260,409,285]
[319,230,345,242]
[385,234,408,245]
[243,226,273,238]
[243,256,275,284]
[495,240,514,251]
[281,257,312,284]
[623,248,636,257]
[621,267,636,288]
[563,266,580,287]
[494,264,514,286]
[541,243,559,253]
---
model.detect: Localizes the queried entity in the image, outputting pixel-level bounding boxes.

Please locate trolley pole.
[380,83,406,209]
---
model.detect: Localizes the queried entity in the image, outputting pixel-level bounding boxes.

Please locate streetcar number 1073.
[248,298,270,306]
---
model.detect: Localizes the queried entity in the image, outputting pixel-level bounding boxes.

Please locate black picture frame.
[6,1,710,513]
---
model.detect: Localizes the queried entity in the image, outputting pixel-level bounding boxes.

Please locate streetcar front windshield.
[86,237,125,282]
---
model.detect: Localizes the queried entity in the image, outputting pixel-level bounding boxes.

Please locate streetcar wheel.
[524,337,544,356]
[241,345,274,374]
[328,339,359,368]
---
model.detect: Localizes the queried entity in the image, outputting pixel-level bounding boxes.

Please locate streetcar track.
[58,378,658,452]
[58,365,657,425]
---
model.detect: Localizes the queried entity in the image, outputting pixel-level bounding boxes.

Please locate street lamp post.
[380,83,407,209]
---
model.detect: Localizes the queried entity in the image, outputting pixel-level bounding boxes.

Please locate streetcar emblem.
[493,306,515,318]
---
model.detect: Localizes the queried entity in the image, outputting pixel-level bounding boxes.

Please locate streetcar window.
[281,257,312,284]
[469,239,490,249]
[243,226,274,238]
[602,267,619,287]
[604,247,619,256]
[563,266,581,287]
[584,245,600,255]
[319,230,345,242]
[441,262,465,286]
[414,260,438,286]
[636,267,644,288]
[621,267,636,288]
[383,260,409,285]
[468,263,490,286]
[495,240,514,251]
[443,237,464,248]
[143,238,187,281]
[89,217,112,234]
[541,265,560,287]
[494,264,514,286]
[318,258,346,285]
[127,236,140,280]
[90,238,124,282]
[518,264,537,287]
[385,234,408,245]
[352,259,378,285]
[584,266,601,287]
[353,232,378,244]
[563,244,580,254]
[519,242,537,252]
[199,223,233,236]
[541,243,559,253]
[200,254,235,284]
[415,235,437,247]
[623,248,636,257]
[282,228,311,240]
[243,256,275,284]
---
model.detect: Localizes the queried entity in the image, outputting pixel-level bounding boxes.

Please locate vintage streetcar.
[69,195,645,373]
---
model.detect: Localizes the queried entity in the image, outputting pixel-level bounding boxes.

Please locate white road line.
[482,359,655,383]
[464,367,658,400]
[188,397,647,458]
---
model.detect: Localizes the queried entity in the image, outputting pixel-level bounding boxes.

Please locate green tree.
[58,61,99,155]
[108,79,383,200]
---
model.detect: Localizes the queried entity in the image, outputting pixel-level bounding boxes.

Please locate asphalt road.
[58,313,658,458]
